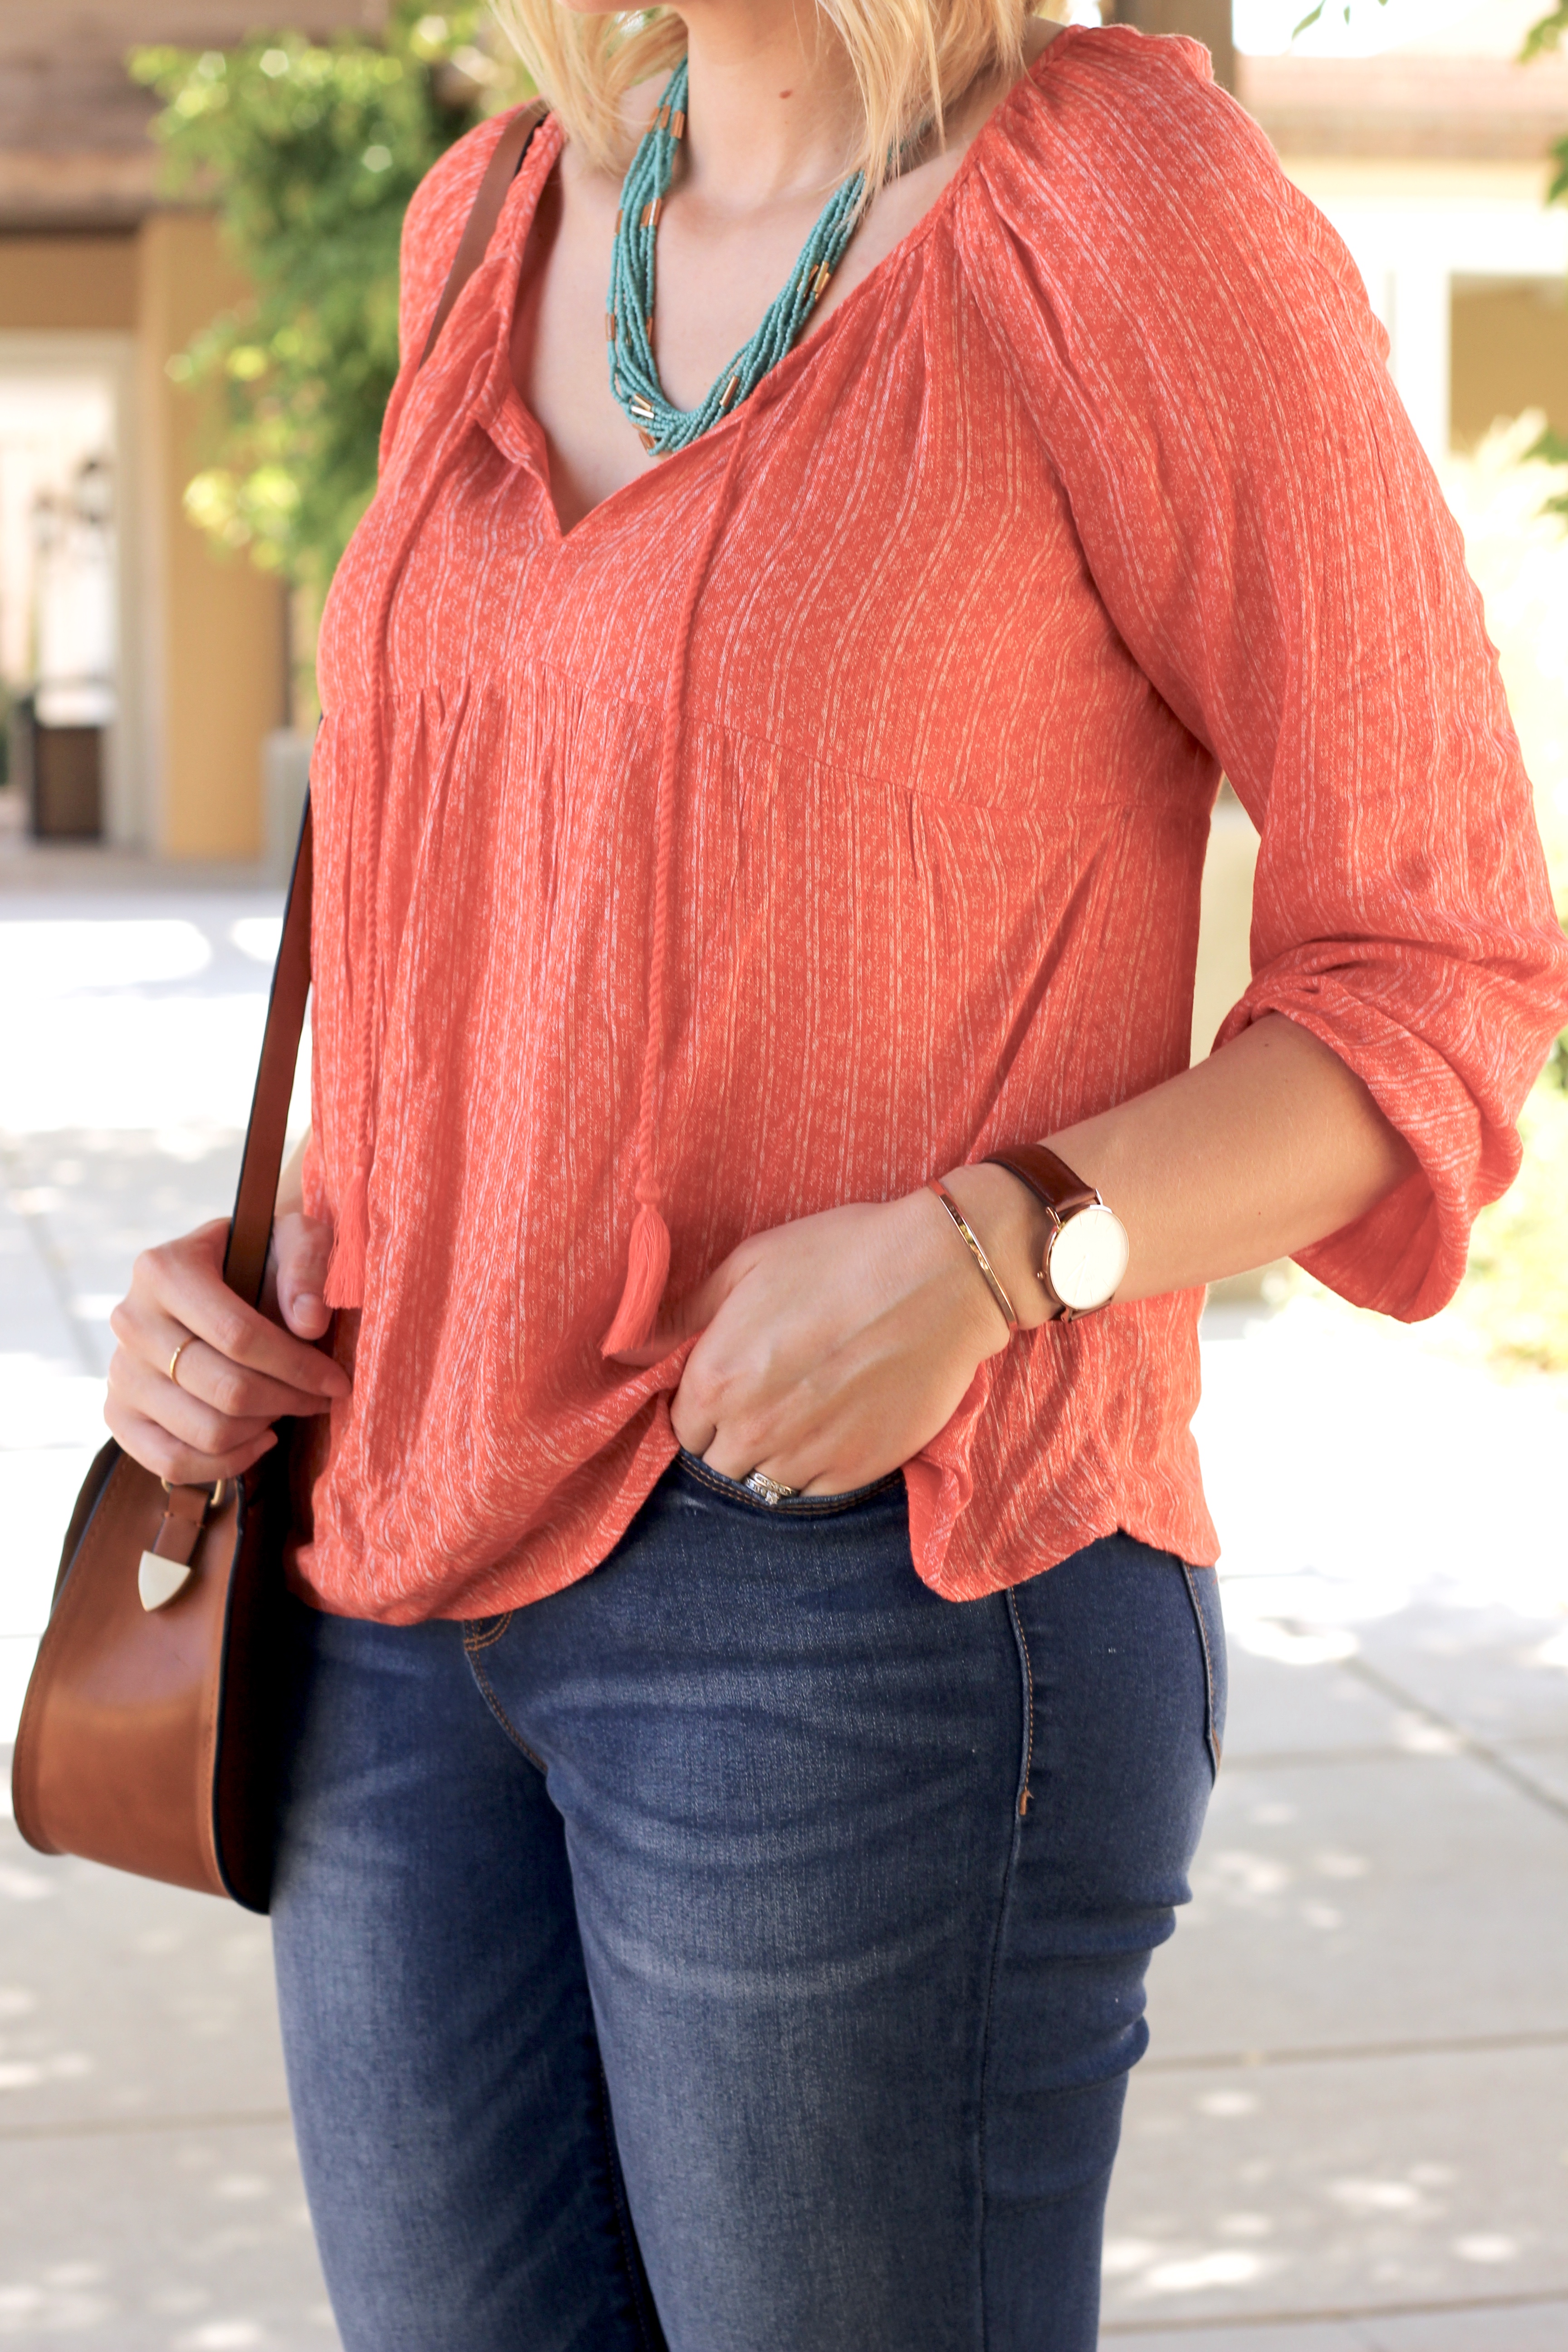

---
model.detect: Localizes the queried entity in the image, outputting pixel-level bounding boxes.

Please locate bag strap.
[222,802,314,1305]
[419,99,549,368]
[221,99,551,1308]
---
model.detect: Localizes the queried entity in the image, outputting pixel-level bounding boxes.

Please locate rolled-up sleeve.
[977,27,1568,1318]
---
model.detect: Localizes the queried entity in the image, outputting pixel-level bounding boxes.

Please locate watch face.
[1048,1203,1130,1313]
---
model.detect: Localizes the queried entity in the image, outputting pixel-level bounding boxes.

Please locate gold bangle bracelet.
[926,1179,1017,1334]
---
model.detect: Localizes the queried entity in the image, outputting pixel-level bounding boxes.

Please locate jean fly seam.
[1179,1562,1223,1777]
[465,1648,549,1777]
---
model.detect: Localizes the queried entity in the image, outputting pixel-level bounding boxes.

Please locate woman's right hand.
[105,1212,349,1487]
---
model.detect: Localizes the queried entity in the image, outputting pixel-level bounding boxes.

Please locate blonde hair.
[490,0,1044,198]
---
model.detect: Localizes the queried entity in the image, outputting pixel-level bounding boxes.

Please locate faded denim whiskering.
[272,1463,1225,2352]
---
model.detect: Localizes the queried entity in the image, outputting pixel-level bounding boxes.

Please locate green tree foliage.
[131,8,522,591]
[1291,0,1388,45]
[136,3,1568,572]
[1519,5,1568,517]
[1522,0,1568,63]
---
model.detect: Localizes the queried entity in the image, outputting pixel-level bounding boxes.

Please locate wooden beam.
[1107,0,1237,94]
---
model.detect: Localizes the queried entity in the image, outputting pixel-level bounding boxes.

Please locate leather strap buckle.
[137,1477,230,1612]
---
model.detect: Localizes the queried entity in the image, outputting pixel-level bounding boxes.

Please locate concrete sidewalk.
[2,872,1566,2347]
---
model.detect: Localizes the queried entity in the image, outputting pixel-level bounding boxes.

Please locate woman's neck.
[666,0,868,211]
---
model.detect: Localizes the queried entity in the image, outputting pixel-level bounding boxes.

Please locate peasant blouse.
[294,25,1568,1622]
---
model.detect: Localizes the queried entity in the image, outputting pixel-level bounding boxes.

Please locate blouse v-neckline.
[485,33,1072,549]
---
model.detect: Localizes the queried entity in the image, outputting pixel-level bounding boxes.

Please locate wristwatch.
[984,1143,1129,1320]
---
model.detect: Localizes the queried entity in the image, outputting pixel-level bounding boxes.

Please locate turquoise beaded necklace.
[607,59,869,456]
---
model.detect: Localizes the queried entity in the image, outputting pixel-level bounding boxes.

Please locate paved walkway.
[2,854,1565,2347]
[1102,1302,1568,2351]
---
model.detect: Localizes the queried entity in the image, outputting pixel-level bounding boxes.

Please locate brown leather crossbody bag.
[10,101,548,1911]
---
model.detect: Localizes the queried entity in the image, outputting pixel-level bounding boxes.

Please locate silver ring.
[741,1469,798,1505]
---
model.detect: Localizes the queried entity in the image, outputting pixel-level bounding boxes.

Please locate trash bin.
[13,694,104,839]
[32,719,103,839]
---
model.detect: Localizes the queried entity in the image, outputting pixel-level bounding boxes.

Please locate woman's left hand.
[630,1184,1021,1495]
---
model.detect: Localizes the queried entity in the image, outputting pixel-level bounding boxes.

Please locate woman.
[106,0,1568,2342]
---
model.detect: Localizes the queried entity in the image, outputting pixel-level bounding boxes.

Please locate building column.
[136,210,285,861]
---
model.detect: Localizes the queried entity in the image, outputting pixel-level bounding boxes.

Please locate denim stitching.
[675,1452,902,1518]
[1004,1588,1036,1820]
[976,1591,1034,2352]
[596,2060,664,2350]
[1180,1561,1223,1777]
[462,1611,514,1653]
[464,1647,548,1777]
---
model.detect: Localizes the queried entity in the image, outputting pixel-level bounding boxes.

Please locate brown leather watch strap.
[984,1143,1102,1225]
[418,100,549,368]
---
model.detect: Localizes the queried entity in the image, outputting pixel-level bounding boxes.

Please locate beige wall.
[0,235,137,332]
[1452,279,1568,446]
[136,211,284,858]
[1191,800,1259,1066]
[1,216,284,856]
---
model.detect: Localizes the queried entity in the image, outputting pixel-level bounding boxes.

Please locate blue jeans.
[271,1457,1224,2352]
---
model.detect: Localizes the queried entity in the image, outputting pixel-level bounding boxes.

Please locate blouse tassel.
[598,1196,672,1356]
[324,1161,369,1310]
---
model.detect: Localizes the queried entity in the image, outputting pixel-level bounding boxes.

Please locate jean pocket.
[461,1612,514,1655]
[674,1449,903,1519]
[1179,1563,1227,1778]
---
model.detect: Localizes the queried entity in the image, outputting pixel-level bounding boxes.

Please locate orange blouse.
[296,26,1568,1624]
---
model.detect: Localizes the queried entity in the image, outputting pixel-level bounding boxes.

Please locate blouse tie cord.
[599,402,761,1357]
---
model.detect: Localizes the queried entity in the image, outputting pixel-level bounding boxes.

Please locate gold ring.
[168,1337,195,1387]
